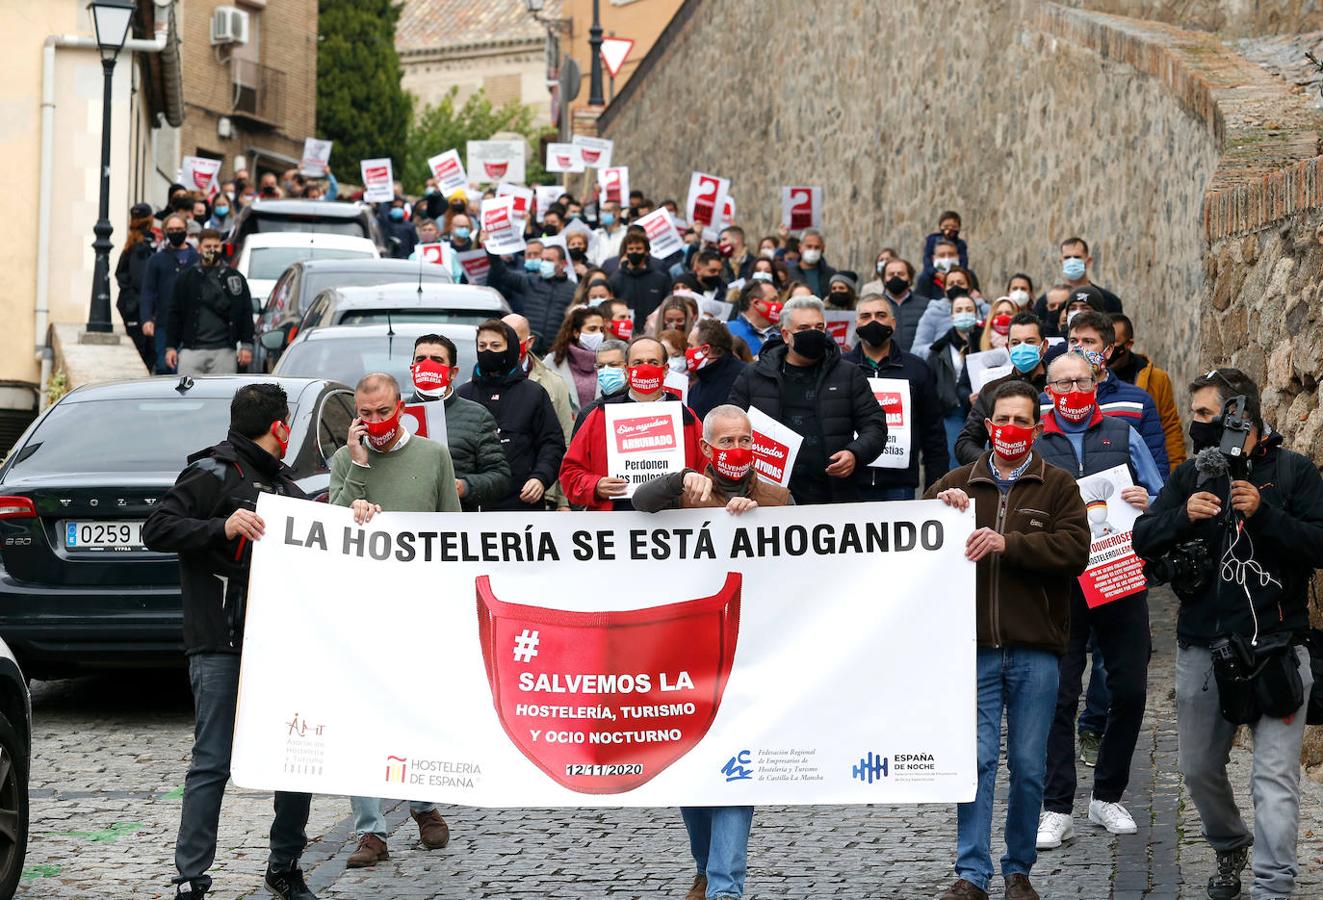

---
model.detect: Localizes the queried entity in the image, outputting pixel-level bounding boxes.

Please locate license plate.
[64,520,145,551]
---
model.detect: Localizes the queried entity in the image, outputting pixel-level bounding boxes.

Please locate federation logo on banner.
[613,415,677,453]
[385,755,407,784]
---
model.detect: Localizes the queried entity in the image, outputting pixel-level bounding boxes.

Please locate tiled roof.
[395,0,556,53]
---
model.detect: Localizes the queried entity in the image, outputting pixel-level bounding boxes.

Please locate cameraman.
[1133,368,1323,900]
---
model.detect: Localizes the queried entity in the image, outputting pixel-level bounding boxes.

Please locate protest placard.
[360,158,394,203]
[747,407,803,488]
[468,140,526,185]
[1076,465,1148,608]
[869,378,912,469]
[781,186,823,231]
[603,402,686,498]
[427,149,468,197]
[300,139,332,177]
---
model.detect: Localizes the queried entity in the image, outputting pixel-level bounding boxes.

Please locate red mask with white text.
[363,403,404,450]
[685,345,711,373]
[754,300,783,324]
[608,319,634,341]
[990,422,1034,462]
[411,359,453,396]
[711,446,754,480]
[627,363,665,394]
[1050,389,1095,424]
[991,314,1013,335]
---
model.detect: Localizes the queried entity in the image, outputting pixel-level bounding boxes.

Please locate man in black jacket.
[487,243,575,348]
[608,230,671,324]
[458,320,566,510]
[956,312,1051,465]
[843,295,948,498]
[728,295,887,504]
[165,229,254,376]
[1133,368,1323,900]
[142,383,315,900]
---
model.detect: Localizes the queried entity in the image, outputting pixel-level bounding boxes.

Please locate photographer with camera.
[1133,368,1323,900]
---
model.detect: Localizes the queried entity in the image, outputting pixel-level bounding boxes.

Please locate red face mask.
[609,319,634,341]
[685,345,711,373]
[410,358,452,396]
[755,300,783,324]
[363,403,404,450]
[711,445,754,480]
[1051,388,1095,423]
[990,422,1034,462]
[627,363,665,394]
[269,420,290,458]
[991,314,1013,335]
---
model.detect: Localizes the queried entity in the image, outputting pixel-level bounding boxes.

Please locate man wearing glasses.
[1032,350,1164,854]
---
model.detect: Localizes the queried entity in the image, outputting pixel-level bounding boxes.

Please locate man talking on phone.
[328,372,461,869]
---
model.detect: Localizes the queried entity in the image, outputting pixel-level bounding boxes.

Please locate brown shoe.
[346,833,388,868]
[684,874,707,900]
[412,808,450,849]
[939,879,988,900]
[1004,874,1040,900]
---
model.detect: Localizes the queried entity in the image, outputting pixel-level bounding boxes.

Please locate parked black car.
[254,259,457,371]
[0,635,28,899]
[0,376,354,679]
[226,200,387,259]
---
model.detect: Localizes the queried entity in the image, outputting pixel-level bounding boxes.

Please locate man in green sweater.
[328,372,459,868]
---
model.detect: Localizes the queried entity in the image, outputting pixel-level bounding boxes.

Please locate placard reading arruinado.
[232,495,977,807]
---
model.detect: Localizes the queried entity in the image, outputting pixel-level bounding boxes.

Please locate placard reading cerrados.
[232,495,977,808]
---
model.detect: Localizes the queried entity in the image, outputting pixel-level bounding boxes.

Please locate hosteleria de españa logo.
[385,755,407,784]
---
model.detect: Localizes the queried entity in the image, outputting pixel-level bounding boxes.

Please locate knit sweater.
[329,432,461,513]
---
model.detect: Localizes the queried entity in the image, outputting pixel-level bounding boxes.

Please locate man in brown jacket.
[925,380,1091,900]
[634,403,788,900]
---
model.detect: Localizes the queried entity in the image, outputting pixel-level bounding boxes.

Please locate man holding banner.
[927,380,1090,900]
[634,404,790,900]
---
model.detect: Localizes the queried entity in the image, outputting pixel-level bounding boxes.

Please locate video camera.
[1217,394,1254,480]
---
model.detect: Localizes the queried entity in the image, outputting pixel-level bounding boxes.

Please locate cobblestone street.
[15,588,1323,898]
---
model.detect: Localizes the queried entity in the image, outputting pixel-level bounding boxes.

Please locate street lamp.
[587,0,604,107]
[85,0,135,334]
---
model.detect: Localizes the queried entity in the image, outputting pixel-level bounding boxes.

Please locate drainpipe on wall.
[36,0,177,409]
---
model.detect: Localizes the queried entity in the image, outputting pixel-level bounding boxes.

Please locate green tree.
[316,0,410,183]
[403,87,555,194]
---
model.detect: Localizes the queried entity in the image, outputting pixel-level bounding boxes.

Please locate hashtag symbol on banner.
[513,629,540,663]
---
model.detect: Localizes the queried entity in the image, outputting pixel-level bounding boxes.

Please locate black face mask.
[477,346,519,378]
[946,284,969,301]
[884,276,909,296]
[568,247,587,263]
[1189,420,1223,453]
[700,276,723,291]
[791,329,832,361]
[626,251,646,266]
[165,231,187,248]
[193,213,207,225]
[856,321,894,348]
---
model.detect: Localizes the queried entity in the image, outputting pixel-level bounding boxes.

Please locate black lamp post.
[85,0,135,334]
[587,0,604,107]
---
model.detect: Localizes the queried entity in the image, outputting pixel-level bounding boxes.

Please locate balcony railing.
[230,58,286,126]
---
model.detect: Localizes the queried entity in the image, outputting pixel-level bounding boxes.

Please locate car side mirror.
[259,330,287,351]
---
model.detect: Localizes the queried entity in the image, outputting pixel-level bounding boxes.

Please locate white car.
[235,232,380,311]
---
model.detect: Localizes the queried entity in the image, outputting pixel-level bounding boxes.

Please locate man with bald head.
[328,372,460,868]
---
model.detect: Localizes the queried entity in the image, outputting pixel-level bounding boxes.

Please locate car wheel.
[0,711,28,899]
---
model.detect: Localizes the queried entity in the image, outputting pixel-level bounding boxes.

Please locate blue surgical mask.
[538,260,557,279]
[524,258,542,273]
[452,227,471,240]
[601,212,616,227]
[597,366,626,395]
[1009,342,1041,373]
[389,207,404,221]
[953,311,977,331]
[1062,257,1087,281]
[214,206,229,218]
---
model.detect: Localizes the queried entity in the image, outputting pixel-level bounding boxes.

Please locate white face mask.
[668,356,688,374]
[935,257,956,273]
[801,248,822,265]
[1066,309,1083,329]
[760,247,776,260]
[579,331,604,352]
[1009,289,1031,307]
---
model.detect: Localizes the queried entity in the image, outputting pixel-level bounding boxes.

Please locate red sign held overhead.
[600,37,635,79]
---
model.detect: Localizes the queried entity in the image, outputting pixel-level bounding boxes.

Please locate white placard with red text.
[965,349,1012,395]
[572,135,613,169]
[747,407,803,488]
[480,197,527,255]
[686,172,731,232]
[662,369,689,404]
[781,186,823,231]
[414,243,450,267]
[300,139,333,177]
[360,158,394,203]
[428,150,469,198]
[637,208,684,259]
[824,311,856,351]
[597,167,629,207]
[868,378,911,470]
[456,249,490,285]
[496,183,534,227]
[182,156,222,200]
[603,402,686,498]
[546,143,585,174]
[401,402,448,446]
[468,141,526,185]
[1077,465,1146,609]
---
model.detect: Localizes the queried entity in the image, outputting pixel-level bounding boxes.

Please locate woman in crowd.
[545,306,607,414]
[926,293,983,460]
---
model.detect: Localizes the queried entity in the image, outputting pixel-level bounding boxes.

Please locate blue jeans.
[681,806,754,898]
[154,325,175,375]
[943,412,965,464]
[351,796,437,838]
[956,646,1059,891]
[1078,639,1110,736]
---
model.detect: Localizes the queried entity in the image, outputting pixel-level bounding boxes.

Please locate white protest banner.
[662,369,689,404]
[965,348,1012,394]
[546,143,585,174]
[781,186,823,231]
[541,233,578,284]
[496,182,534,226]
[597,167,630,207]
[360,158,394,203]
[637,208,684,259]
[401,402,448,446]
[824,310,856,351]
[869,378,912,470]
[468,140,526,185]
[699,298,735,321]
[1077,465,1147,608]
[534,185,562,223]
[428,150,469,198]
[479,197,526,256]
[572,135,614,169]
[686,172,731,232]
[181,155,222,199]
[300,138,333,177]
[232,493,976,807]
[603,402,685,498]
[748,407,802,488]
[456,249,490,285]
[414,243,451,269]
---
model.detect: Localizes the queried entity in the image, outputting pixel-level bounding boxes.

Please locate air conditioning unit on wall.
[211,6,250,46]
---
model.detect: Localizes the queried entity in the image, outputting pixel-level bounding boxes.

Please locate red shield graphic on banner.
[475,573,741,794]
[581,147,602,164]
[484,161,509,179]
[556,154,572,168]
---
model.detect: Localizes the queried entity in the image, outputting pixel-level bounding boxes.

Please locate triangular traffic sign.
[600,37,634,79]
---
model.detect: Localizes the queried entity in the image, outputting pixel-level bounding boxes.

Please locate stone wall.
[1067,0,1323,37]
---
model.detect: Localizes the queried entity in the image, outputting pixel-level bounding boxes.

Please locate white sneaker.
[1088,796,1137,834]
[1036,811,1074,849]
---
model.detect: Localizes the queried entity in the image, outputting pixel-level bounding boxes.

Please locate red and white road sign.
[600,38,635,79]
